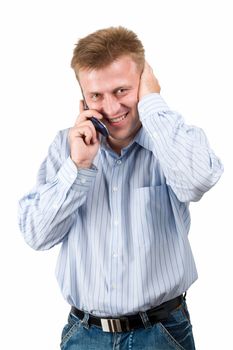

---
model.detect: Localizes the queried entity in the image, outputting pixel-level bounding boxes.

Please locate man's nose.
[102,95,121,117]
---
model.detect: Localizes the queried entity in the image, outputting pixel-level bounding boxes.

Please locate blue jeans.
[60,300,196,350]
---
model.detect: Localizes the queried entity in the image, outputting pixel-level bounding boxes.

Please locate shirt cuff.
[57,156,98,190]
[138,93,170,121]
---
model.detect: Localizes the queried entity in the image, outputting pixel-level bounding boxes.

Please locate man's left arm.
[138,62,224,202]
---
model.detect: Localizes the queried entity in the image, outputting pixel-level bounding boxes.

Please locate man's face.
[78,55,142,151]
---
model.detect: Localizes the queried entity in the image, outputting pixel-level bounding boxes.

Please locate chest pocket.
[130,184,175,248]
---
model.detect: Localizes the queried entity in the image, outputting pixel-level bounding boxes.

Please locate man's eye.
[116,88,126,95]
[91,94,99,101]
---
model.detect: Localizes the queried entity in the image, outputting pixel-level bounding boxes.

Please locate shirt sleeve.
[138,93,224,202]
[18,130,97,250]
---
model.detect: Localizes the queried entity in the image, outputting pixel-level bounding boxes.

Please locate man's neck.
[107,126,142,155]
[107,139,126,155]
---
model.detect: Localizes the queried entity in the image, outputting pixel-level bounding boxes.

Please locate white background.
[0,0,232,349]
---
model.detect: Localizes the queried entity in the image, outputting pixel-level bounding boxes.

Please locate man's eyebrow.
[88,91,101,95]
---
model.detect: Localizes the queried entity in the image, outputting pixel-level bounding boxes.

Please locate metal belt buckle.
[101,317,129,332]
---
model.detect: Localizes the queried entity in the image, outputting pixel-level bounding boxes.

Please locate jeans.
[60,300,196,350]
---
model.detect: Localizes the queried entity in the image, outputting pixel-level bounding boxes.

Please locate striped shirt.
[18,93,223,317]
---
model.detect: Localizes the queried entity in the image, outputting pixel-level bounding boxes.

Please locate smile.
[108,113,128,124]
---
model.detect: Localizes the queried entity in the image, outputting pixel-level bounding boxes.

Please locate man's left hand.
[139,61,161,99]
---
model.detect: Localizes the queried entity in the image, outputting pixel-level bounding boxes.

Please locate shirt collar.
[133,126,154,152]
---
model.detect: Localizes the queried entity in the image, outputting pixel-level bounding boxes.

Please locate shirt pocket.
[130,184,174,248]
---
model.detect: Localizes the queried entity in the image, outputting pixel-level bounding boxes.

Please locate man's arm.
[138,62,223,202]
[18,129,98,250]
[18,101,103,250]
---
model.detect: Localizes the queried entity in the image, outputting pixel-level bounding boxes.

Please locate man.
[18,26,223,349]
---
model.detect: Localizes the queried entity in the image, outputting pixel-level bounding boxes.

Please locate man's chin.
[107,126,141,149]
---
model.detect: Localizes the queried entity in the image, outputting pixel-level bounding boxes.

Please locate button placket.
[108,159,123,304]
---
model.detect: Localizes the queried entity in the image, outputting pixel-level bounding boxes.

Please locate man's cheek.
[127,94,138,107]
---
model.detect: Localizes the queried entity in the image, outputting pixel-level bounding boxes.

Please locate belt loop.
[81,312,90,330]
[139,311,152,329]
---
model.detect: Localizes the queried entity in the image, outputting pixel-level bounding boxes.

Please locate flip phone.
[83,99,109,137]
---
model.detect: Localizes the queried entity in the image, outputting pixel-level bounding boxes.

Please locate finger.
[75,127,92,144]
[81,127,96,145]
[77,120,98,142]
[84,131,93,145]
[143,61,153,74]
[75,109,103,124]
[73,124,98,143]
[144,60,150,68]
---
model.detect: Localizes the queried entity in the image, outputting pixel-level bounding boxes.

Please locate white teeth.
[110,114,127,123]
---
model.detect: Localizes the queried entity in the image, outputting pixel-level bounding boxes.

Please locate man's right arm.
[18,129,97,251]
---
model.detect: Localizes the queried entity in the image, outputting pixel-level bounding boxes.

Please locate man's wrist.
[72,159,93,169]
[138,93,169,120]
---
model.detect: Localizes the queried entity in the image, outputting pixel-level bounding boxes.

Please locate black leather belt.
[71,295,184,333]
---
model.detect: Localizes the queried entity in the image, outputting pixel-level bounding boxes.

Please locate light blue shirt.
[18,93,223,317]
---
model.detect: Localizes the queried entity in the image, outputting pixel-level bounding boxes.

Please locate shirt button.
[113,252,118,258]
[80,178,86,184]
[116,160,122,165]
[111,284,116,289]
[114,220,119,226]
[112,186,118,192]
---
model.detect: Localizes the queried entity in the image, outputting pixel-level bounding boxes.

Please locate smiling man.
[18,27,223,349]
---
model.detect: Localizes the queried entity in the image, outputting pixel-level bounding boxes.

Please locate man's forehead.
[78,58,139,92]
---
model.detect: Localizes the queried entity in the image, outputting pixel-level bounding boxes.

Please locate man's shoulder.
[51,128,70,158]
[52,127,70,145]
[56,127,70,140]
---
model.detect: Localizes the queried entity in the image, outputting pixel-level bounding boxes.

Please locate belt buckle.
[101,317,129,332]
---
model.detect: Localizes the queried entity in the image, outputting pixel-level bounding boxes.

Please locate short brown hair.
[71,26,145,73]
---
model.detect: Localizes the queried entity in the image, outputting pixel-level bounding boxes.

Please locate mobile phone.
[89,116,109,137]
[83,99,109,137]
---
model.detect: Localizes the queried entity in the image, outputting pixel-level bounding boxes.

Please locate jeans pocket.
[60,313,81,349]
[158,303,196,350]
[158,322,185,350]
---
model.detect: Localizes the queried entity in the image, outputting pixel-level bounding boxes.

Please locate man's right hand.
[68,100,103,168]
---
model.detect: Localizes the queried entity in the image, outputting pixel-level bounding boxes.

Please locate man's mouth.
[107,113,128,124]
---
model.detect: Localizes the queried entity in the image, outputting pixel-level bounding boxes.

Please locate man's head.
[71,27,145,153]
[71,26,145,74]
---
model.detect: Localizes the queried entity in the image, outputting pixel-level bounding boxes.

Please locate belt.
[71,294,184,333]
